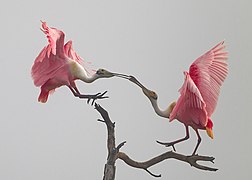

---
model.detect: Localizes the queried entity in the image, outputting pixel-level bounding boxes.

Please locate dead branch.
[117,151,217,177]
[95,103,115,159]
[95,103,118,180]
[94,103,217,180]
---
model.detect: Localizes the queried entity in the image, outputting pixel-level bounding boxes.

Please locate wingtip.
[219,40,228,48]
[212,40,227,53]
[40,20,48,33]
[40,20,47,27]
[217,40,225,47]
[65,40,73,46]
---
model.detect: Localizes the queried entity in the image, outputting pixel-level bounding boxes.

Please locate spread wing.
[40,21,65,56]
[189,41,228,116]
[31,21,66,87]
[170,72,208,127]
[64,40,94,75]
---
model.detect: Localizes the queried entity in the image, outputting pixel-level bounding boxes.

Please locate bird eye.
[151,91,158,99]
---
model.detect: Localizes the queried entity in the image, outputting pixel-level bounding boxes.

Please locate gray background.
[0,0,251,179]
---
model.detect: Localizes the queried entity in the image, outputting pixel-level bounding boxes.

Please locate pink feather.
[170,41,228,129]
[170,71,208,127]
[31,21,92,103]
[189,41,228,116]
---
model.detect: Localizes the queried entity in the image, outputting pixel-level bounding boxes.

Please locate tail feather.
[206,118,214,139]
[38,89,50,103]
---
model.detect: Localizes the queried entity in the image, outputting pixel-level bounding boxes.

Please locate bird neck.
[70,61,99,83]
[149,98,170,118]
[79,72,99,83]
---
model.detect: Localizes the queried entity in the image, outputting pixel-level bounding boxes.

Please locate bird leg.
[192,129,202,155]
[156,126,189,152]
[68,86,108,105]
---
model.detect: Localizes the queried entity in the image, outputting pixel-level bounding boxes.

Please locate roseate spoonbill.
[31,21,128,103]
[128,41,228,155]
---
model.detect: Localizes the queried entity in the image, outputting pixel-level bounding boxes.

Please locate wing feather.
[189,41,228,116]
[31,21,66,87]
[170,73,208,127]
[40,21,65,56]
[64,40,94,76]
[31,21,95,87]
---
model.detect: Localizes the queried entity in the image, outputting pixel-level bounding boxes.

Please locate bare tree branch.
[95,103,115,158]
[117,151,218,177]
[95,103,117,180]
[94,103,217,180]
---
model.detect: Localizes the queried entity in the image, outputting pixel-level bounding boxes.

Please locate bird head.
[96,69,130,79]
[142,88,158,100]
[128,75,158,100]
[96,69,114,78]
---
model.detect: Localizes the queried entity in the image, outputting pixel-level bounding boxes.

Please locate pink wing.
[170,72,208,127]
[64,40,95,76]
[189,41,228,116]
[64,40,85,66]
[31,21,66,87]
[40,21,65,56]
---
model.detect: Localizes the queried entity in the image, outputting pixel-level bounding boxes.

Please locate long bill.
[128,76,170,118]
[111,73,148,90]
[111,72,132,79]
[128,75,147,89]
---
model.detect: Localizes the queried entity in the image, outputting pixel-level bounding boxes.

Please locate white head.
[79,68,130,83]
[95,68,115,78]
[143,88,176,118]
[142,88,158,101]
[95,68,131,79]
[129,76,176,118]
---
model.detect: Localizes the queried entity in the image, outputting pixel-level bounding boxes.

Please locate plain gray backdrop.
[0,0,251,179]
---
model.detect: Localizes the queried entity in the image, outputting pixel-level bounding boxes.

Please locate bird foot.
[77,91,108,105]
[156,140,176,151]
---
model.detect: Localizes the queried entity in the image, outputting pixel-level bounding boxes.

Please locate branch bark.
[117,151,217,177]
[94,103,217,180]
[95,103,125,180]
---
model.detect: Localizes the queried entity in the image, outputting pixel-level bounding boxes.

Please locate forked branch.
[117,151,217,177]
[94,103,217,179]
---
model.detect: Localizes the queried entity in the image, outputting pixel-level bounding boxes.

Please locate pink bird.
[31,21,127,103]
[128,41,228,155]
